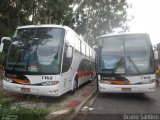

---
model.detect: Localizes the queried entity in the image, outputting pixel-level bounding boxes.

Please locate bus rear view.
[97,33,156,93]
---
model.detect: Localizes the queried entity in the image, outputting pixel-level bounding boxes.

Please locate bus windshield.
[99,34,154,75]
[6,27,64,74]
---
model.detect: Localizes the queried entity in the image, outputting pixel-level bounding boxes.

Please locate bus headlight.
[41,81,59,86]
[99,80,111,84]
[4,77,13,83]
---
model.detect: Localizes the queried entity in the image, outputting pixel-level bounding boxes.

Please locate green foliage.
[0,0,31,36]
[75,0,129,45]
[31,0,74,26]
[0,100,49,120]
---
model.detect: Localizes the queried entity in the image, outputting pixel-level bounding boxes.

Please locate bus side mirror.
[154,50,158,60]
[0,37,11,52]
[0,43,4,52]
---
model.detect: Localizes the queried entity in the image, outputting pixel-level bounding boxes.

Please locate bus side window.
[62,45,73,73]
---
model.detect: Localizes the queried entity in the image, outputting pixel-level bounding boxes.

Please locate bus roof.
[99,32,149,38]
[17,24,72,31]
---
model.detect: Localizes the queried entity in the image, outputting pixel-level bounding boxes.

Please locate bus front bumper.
[3,80,61,97]
[99,82,156,93]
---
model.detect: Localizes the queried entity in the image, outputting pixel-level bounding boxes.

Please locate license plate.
[121,88,131,92]
[21,88,30,92]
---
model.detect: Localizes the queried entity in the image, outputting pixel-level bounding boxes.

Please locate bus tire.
[73,75,78,91]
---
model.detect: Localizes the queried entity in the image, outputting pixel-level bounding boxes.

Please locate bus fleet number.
[42,76,53,80]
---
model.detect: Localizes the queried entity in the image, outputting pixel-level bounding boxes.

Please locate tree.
[0,0,129,46]
[28,0,74,26]
[74,0,129,45]
[0,0,31,36]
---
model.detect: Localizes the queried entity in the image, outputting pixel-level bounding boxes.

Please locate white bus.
[96,33,156,93]
[0,24,95,96]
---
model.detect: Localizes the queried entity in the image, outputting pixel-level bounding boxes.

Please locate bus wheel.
[73,76,78,91]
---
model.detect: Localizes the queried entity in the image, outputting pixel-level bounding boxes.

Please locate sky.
[127,0,160,45]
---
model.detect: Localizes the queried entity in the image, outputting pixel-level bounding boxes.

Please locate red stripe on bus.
[77,69,94,77]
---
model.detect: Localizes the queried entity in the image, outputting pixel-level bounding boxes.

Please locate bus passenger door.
[61,44,74,92]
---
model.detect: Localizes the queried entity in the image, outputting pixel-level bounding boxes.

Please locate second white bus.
[96,33,156,93]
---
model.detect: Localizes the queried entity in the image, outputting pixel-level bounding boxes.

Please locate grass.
[0,97,49,120]
[0,92,49,120]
